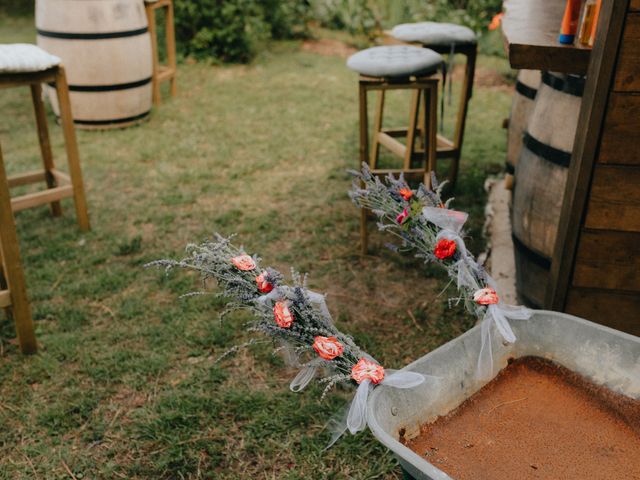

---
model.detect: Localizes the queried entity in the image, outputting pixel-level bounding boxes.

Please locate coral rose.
[398,188,414,201]
[351,357,385,385]
[473,287,499,305]
[489,12,503,31]
[312,336,344,360]
[273,301,294,328]
[396,208,409,225]
[231,254,256,271]
[255,272,273,293]
[434,238,457,259]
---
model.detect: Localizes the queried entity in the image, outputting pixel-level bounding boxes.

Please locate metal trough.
[367,310,640,480]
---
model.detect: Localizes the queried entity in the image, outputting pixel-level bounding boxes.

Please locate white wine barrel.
[506,70,540,176]
[36,0,153,129]
[511,72,585,308]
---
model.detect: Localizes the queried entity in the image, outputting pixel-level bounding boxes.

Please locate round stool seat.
[391,22,477,46]
[347,46,443,79]
[0,44,60,74]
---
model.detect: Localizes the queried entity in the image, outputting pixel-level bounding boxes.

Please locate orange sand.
[404,357,640,480]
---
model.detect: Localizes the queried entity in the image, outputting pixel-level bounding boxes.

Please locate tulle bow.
[476,302,532,379]
[326,370,437,448]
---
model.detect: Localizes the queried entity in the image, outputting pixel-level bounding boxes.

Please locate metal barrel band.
[522,132,572,168]
[71,110,151,127]
[515,79,538,100]
[505,162,515,174]
[541,71,586,97]
[36,27,149,40]
[47,77,152,92]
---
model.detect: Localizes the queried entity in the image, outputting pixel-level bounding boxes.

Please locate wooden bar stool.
[347,46,443,254]
[0,44,90,231]
[389,22,478,187]
[0,44,93,353]
[145,0,177,105]
[0,143,36,354]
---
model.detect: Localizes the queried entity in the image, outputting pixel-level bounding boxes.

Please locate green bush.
[174,0,265,63]
[310,0,503,38]
[310,0,378,37]
[262,0,311,40]
[174,0,310,63]
[0,0,33,16]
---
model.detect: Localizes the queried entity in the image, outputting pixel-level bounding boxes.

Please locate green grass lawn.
[0,17,513,479]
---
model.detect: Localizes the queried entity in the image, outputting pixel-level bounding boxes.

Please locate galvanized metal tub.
[367,310,640,480]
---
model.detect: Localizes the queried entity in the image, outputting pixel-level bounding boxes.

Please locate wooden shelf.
[502,0,592,74]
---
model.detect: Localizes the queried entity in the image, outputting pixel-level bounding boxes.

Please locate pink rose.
[255,272,273,293]
[231,254,256,271]
[473,287,499,305]
[351,357,385,385]
[312,336,344,361]
[396,208,409,225]
[273,301,294,328]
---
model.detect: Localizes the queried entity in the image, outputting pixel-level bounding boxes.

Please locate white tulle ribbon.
[421,206,468,233]
[454,258,480,290]
[326,370,435,449]
[476,302,532,380]
[289,358,323,392]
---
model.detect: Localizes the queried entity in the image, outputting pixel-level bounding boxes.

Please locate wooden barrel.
[506,70,541,177]
[511,72,585,307]
[36,0,153,129]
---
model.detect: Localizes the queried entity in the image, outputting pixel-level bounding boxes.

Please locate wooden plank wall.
[564,6,640,335]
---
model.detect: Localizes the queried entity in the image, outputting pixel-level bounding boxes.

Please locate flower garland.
[349,164,531,379]
[147,165,531,447]
[148,234,430,445]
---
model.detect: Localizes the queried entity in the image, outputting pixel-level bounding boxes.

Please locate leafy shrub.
[310,0,378,37]
[310,0,503,38]
[0,0,33,16]
[262,0,311,39]
[174,0,310,63]
[174,0,266,63]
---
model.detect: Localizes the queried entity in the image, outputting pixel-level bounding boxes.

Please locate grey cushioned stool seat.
[347,46,443,78]
[387,22,478,190]
[391,22,477,46]
[0,44,60,73]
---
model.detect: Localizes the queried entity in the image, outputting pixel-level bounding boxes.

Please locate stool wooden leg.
[0,144,36,354]
[369,90,385,168]
[404,89,421,170]
[419,83,438,189]
[450,47,477,187]
[358,82,369,168]
[419,88,428,171]
[146,4,161,105]
[166,0,177,97]
[30,83,62,217]
[54,67,90,231]
[417,91,426,153]
[359,82,369,255]
[426,83,438,189]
